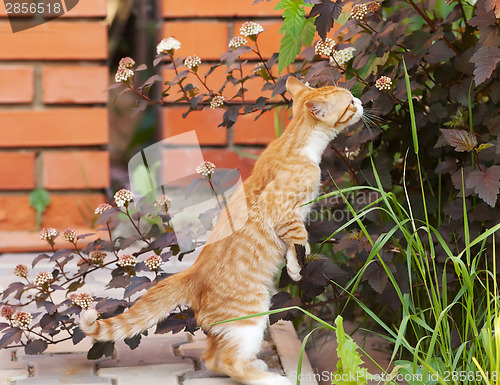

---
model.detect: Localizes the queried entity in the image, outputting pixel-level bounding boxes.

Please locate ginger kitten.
[80,77,363,385]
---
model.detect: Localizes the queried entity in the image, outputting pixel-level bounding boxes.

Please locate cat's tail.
[80,271,191,341]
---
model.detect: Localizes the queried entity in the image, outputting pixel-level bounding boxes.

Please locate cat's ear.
[286,77,310,98]
[305,100,335,119]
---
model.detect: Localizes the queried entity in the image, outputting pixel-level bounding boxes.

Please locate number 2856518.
[5,1,63,15]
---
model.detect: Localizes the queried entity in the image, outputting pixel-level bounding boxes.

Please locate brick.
[161,107,227,145]
[0,108,108,147]
[0,152,35,190]
[233,21,283,60]
[161,64,237,103]
[161,22,229,60]
[160,147,259,184]
[161,148,206,185]
[42,151,110,189]
[161,63,280,104]
[0,66,34,103]
[0,22,107,60]
[234,109,289,145]
[0,193,106,231]
[98,363,194,385]
[42,66,108,104]
[17,353,108,384]
[233,21,322,60]
[201,148,260,179]
[161,0,281,17]
[62,0,107,17]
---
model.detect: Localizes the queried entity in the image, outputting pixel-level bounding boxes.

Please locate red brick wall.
[159,0,288,179]
[0,1,109,234]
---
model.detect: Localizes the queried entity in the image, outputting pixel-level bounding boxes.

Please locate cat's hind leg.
[208,319,292,385]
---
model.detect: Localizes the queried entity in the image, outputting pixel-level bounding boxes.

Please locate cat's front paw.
[286,261,302,281]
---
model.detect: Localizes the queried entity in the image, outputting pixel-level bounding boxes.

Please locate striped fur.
[80,77,362,385]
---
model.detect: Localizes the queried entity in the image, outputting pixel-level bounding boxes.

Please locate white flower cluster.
[14,264,28,278]
[34,271,53,287]
[145,255,163,271]
[1,305,15,319]
[95,203,112,215]
[115,57,135,83]
[157,37,181,55]
[62,228,77,243]
[40,227,57,242]
[368,2,381,12]
[196,161,216,177]
[375,76,392,91]
[117,254,137,267]
[89,251,106,265]
[331,47,356,66]
[11,311,32,330]
[315,38,336,56]
[240,21,264,38]
[155,194,172,208]
[118,57,135,69]
[210,95,225,109]
[69,293,94,309]
[114,188,134,207]
[184,55,201,71]
[228,36,248,50]
[115,68,134,83]
[351,4,369,20]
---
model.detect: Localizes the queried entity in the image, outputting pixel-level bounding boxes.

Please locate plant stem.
[405,0,461,56]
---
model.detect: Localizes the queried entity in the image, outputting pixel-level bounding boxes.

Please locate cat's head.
[286,77,363,135]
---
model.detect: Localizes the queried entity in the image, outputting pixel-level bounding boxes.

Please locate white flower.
[210,95,225,109]
[69,293,94,309]
[229,36,248,49]
[155,194,172,208]
[89,251,106,265]
[40,228,57,242]
[118,57,135,70]
[62,228,77,243]
[115,68,134,83]
[331,47,356,66]
[117,254,137,267]
[14,264,28,278]
[196,161,216,177]
[114,189,134,208]
[157,37,181,54]
[34,271,53,287]
[95,203,112,215]
[315,38,336,56]
[184,55,202,71]
[11,311,32,330]
[145,255,164,271]
[351,4,369,20]
[240,22,264,38]
[375,76,392,91]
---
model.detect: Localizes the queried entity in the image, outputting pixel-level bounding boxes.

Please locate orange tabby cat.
[80,77,363,385]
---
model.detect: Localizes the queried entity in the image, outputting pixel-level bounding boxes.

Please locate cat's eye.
[350,100,355,105]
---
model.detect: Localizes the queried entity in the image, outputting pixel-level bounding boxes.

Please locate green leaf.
[278,18,315,72]
[276,0,307,38]
[332,316,368,385]
[29,188,51,230]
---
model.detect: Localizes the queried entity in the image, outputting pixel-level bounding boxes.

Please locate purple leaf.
[471,46,500,86]
[440,129,478,152]
[465,166,500,207]
[124,276,152,298]
[0,327,22,349]
[25,339,48,355]
[309,0,344,40]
